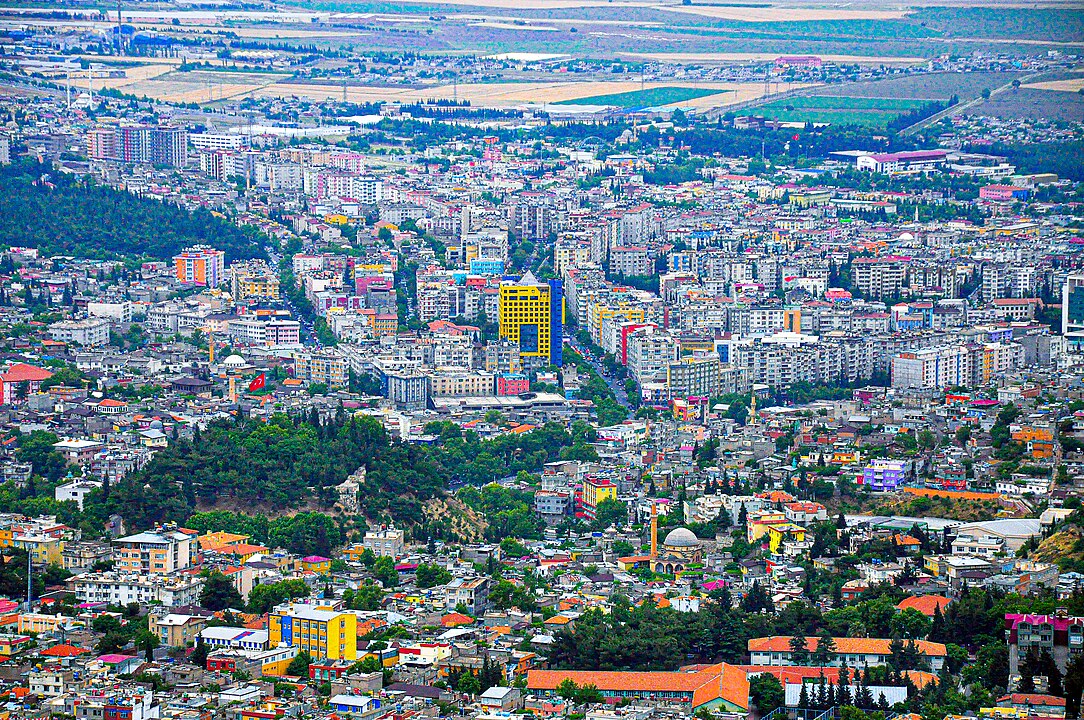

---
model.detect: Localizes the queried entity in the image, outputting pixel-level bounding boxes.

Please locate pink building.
[979,185,1028,201]
[497,374,529,396]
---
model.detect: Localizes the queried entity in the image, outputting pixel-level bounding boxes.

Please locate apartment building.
[49,318,110,347]
[667,356,722,399]
[112,525,198,575]
[363,526,405,558]
[295,350,348,387]
[173,245,226,287]
[73,571,204,606]
[891,345,972,390]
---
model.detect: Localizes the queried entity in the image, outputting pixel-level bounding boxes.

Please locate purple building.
[862,460,907,492]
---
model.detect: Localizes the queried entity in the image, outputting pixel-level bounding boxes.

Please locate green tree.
[200,571,243,611]
[414,562,452,589]
[591,498,627,530]
[556,678,579,701]
[286,651,312,677]
[749,673,784,711]
[574,683,604,705]
[458,672,481,695]
[372,556,398,588]
[351,582,384,611]
[790,634,811,664]
[190,637,209,667]
[134,629,160,661]
[889,607,932,640]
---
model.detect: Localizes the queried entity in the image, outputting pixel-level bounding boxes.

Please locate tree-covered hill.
[0,160,266,262]
[84,412,577,532]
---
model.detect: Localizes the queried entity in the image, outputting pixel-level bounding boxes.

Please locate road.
[900,71,1045,136]
[567,337,633,410]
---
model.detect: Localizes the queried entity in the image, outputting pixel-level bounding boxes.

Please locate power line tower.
[115,0,123,55]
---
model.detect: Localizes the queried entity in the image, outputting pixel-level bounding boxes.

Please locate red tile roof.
[896,595,952,617]
[1,364,53,383]
[40,644,90,657]
[528,664,749,710]
[999,694,1066,707]
[748,636,947,657]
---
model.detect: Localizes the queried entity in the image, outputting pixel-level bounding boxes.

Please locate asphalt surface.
[568,337,633,410]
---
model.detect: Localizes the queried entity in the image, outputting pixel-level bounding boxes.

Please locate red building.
[0,363,53,405]
[497,373,529,396]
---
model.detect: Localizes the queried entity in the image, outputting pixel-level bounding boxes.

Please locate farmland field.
[755,96,930,127]
[554,86,726,108]
[807,71,1025,102]
[964,88,1084,122]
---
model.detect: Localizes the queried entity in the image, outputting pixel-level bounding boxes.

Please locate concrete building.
[49,318,110,347]
[112,524,198,575]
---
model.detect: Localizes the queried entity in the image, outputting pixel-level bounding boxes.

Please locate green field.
[755,95,932,127]
[555,86,727,108]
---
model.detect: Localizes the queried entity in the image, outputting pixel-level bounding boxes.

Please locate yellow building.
[235,275,281,302]
[582,477,617,522]
[19,613,81,635]
[13,535,64,566]
[498,272,564,368]
[300,556,332,574]
[766,524,806,555]
[149,613,208,648]
[268,604,357,661]
[746,511,787,543]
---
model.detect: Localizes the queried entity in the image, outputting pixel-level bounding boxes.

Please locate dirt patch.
[1032,527,1082,569]
[1023,78,1084,92]
[425,496,487,543]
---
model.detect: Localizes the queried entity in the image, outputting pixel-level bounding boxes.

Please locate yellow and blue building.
[498,271,563,369]
[268,604,357,661]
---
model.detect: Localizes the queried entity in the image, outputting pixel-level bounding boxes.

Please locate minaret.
[748,391,757,426]
[649,502,658,561]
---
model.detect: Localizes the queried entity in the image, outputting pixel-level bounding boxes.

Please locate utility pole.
[25,549,32,611]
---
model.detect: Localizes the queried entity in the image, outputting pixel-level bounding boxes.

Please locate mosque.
[649,503,703,575]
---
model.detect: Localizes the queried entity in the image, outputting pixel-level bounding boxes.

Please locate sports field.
[554,86,726,108]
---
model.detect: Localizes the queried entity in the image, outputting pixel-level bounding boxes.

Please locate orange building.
[1011,424,1057,460]
[528,664,749,712]
[174,245,225,287]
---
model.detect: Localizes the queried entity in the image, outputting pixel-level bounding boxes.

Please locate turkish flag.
[248,373,266,392]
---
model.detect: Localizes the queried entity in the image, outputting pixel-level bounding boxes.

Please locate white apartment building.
[891,345,972,390]
[626,327,677,384]
[49,318,110,347]
[87,301,133,322]
[363,526,405,558]
[74,571,204,606]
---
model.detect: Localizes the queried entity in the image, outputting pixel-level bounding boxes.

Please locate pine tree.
[798,683,810,709]
[929,604,945,643]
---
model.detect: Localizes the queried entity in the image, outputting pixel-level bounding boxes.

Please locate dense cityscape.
[0,2,1082,720]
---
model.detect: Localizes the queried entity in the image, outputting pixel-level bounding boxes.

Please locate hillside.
[1033,526,1084,571]
[80,413,576,535]
[0,160,266,262]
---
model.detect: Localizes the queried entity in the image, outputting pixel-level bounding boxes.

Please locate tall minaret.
[748,391,757,426]
[649,502,658,561]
